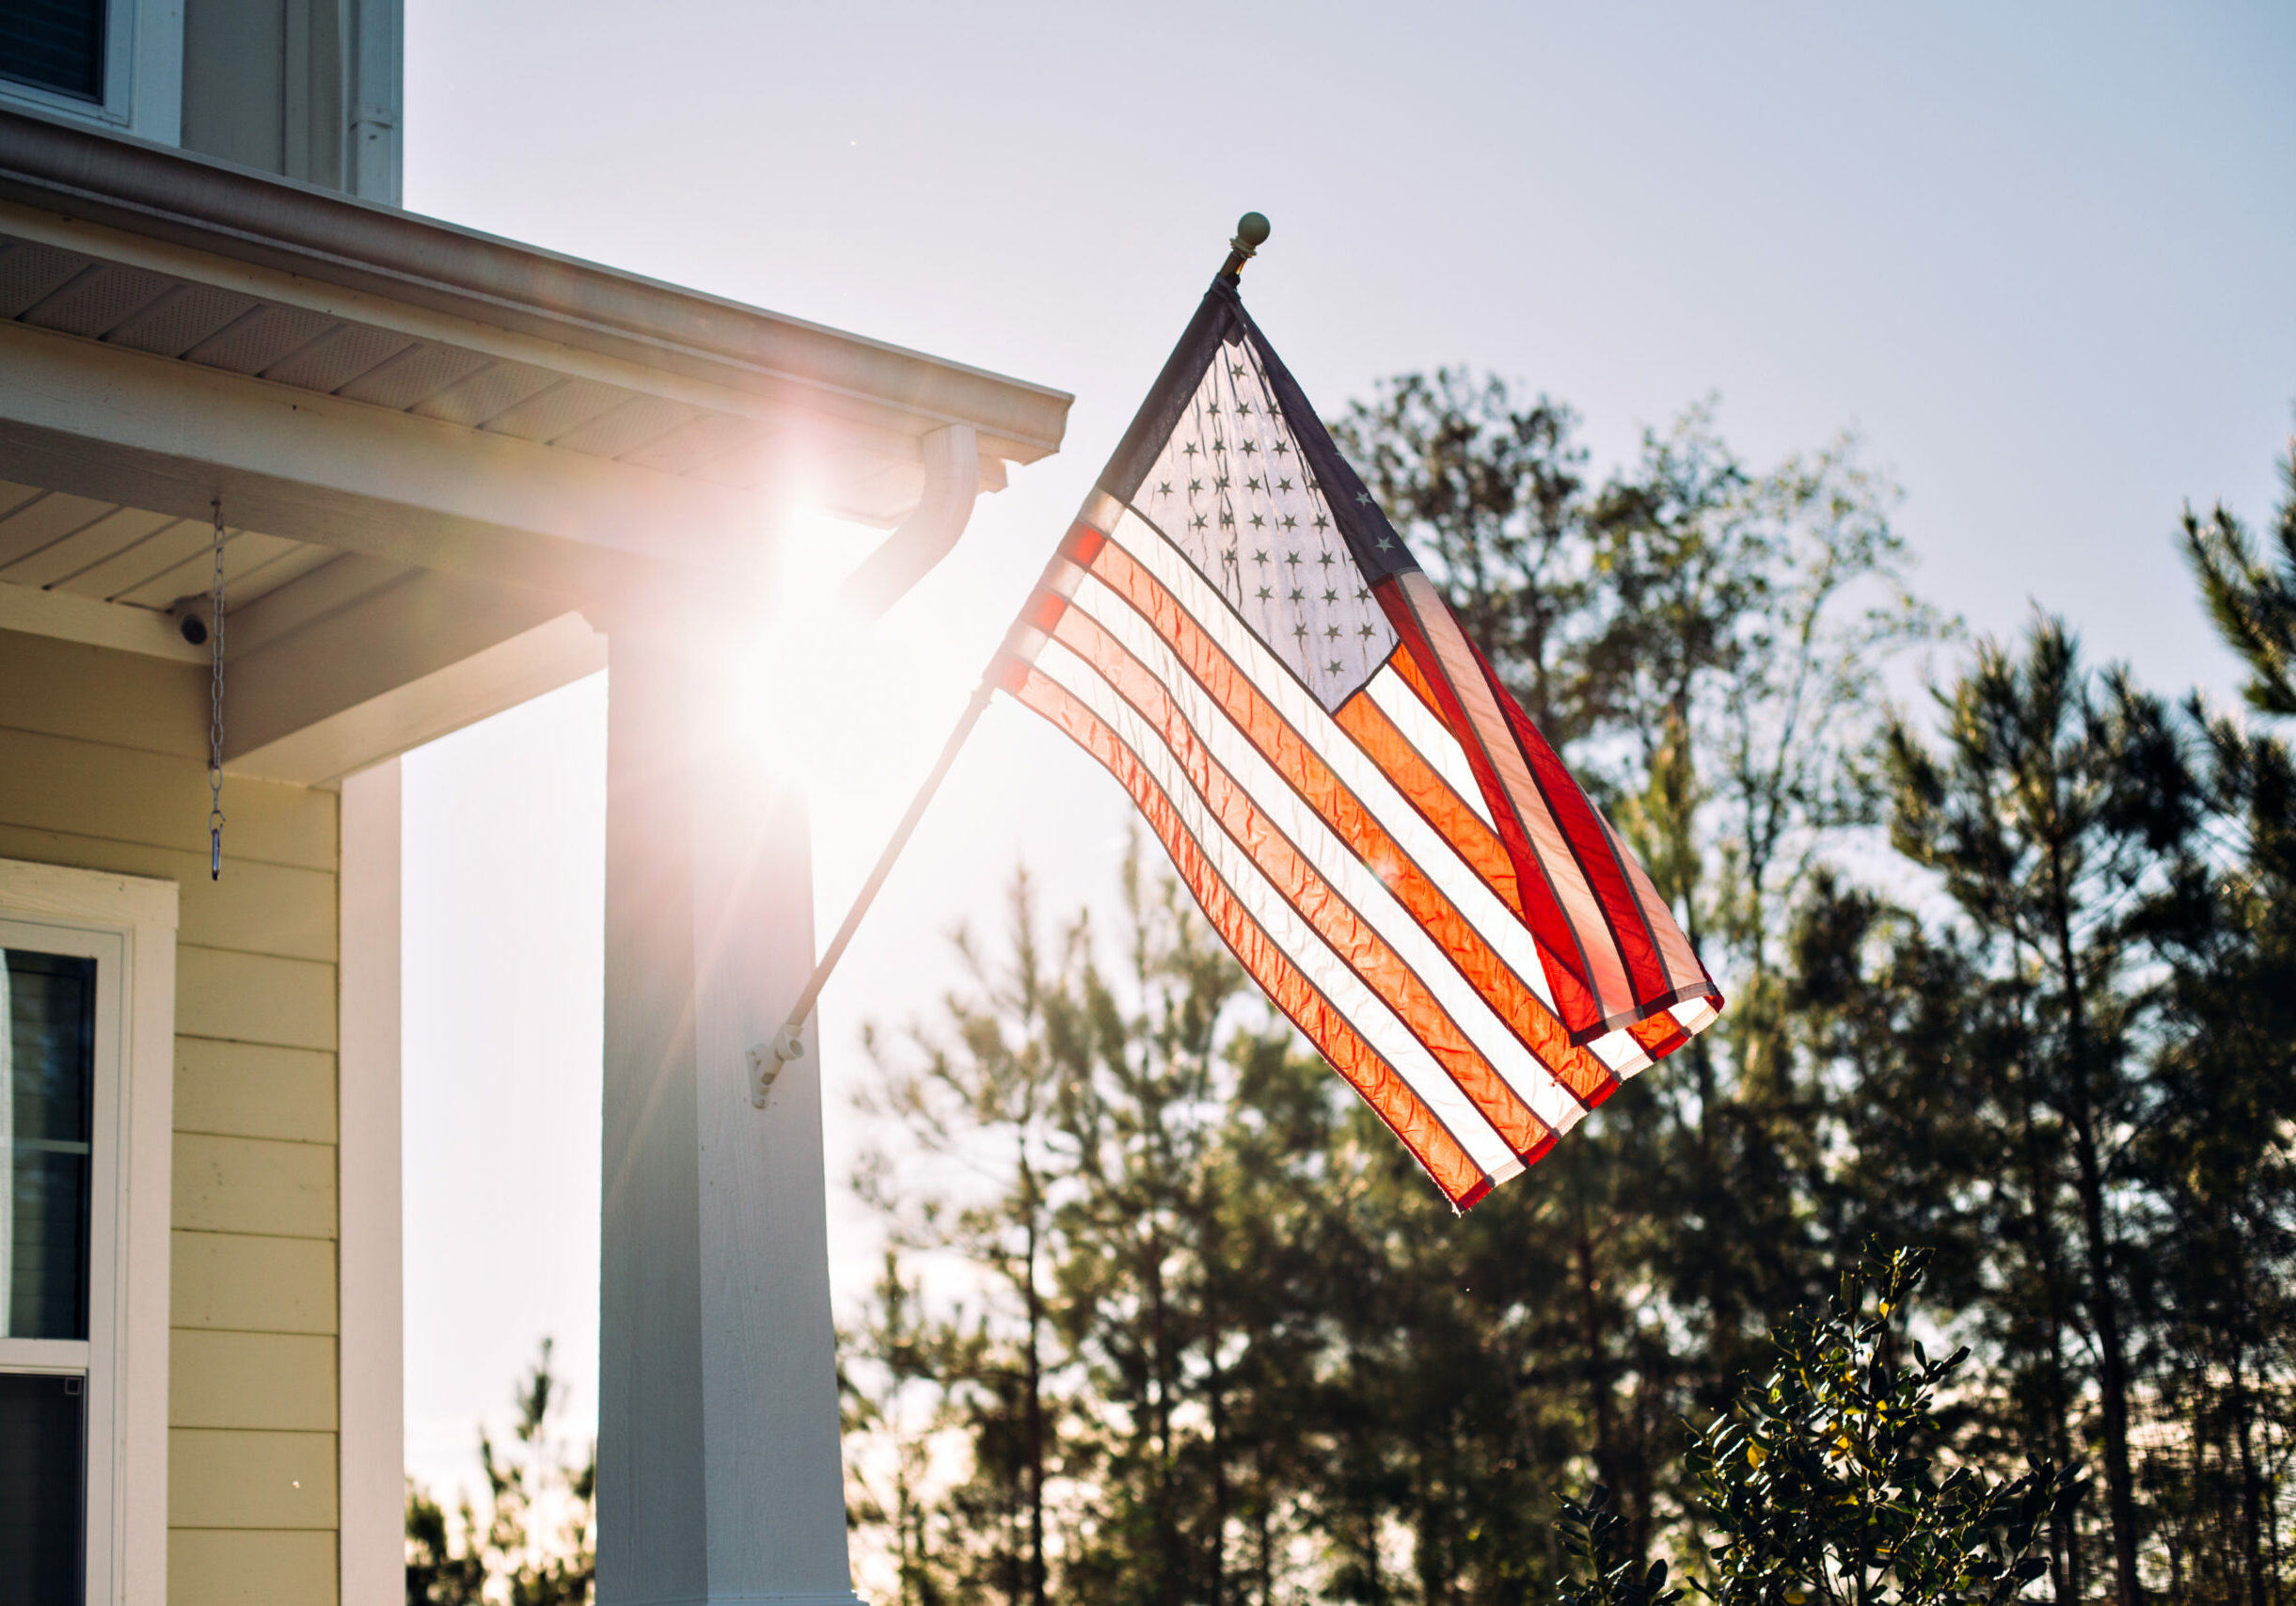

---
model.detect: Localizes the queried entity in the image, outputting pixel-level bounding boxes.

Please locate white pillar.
[597,606,857,1606]
[340,758,405,1606]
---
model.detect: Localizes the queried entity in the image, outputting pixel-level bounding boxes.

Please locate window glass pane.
[0,0,106,103]
[0,1371,85,1605]
[3,951,95,1342]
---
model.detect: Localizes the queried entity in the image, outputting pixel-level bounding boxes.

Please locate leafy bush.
[1563,1248,2086,1606]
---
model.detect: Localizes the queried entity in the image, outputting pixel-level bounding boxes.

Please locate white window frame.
[0,858,175,1606]
[0,0,183,147]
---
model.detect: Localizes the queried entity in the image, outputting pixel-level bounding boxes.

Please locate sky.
[396,0,2296,1509]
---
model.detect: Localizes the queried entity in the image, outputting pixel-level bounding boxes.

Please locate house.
[0,6,1071,1602]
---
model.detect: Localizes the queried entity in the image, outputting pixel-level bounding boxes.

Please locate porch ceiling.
[0,479,331,617]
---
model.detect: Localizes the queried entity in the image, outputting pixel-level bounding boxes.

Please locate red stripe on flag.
[1627,1011,1688,1059]
[1047,601,1564,1142]
[1371,578,1614,1040]
[1061,521,1109,564]
[1481,660,1676,1000]
[1333,690,1521,913]
[1053,564,1615,1108]
[1009,663,1493,1208]
[1380,571,1702,1039]
[1386,644,1449,723]
[1329,685,1611,1054]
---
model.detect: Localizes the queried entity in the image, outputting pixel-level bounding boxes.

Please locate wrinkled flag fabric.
[994,278,1722,1209]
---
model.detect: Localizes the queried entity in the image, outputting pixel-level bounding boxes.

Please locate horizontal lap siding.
[174,1133,338,1237]
[176,1040,336,1143]
[169,1428,340,1527]
[169,1530,339,1605]
[0,631,343,1605]
[171,1330,338,1430]
[0,726,337,870]
[171,1232,338,1333]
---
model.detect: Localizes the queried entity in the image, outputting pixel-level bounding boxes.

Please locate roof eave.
[0,104,1073,465]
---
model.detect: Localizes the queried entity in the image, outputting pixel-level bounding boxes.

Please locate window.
[0,863,174,1606]
[0,930,114,1606]
[0,0,168,136]
[0,0,106,103]
[0,1372,86,1599]
[7,948,98,1344]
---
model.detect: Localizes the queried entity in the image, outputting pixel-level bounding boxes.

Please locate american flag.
[994,278,1721,1209]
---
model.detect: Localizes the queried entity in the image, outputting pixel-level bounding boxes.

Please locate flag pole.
[759,213,1272,1092]
[760,676,996,1086]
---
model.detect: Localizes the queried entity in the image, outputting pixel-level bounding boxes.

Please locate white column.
[598,606,857,1606]
[340,758,405,1606]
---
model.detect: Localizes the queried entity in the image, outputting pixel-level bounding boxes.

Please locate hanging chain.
[208,499,228,881]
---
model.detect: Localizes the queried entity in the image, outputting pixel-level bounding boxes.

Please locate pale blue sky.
[398,0,2296,1503]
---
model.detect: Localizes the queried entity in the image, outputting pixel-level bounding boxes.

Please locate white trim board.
[339,760,404,1606]
[0,579,210,664]
[0,854,178,1606]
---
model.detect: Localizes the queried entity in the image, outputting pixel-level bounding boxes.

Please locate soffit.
[0,227,975,529]
[0,477,340,648]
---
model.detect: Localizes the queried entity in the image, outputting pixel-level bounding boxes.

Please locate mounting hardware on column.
[749,1026,805,1108]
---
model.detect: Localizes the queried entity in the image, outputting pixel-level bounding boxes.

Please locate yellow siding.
[0,630,343,1605]
[171,1330,338,1430]
[173,1133,338,1238]
[169,1428,340,1527]
[176,946,338,1051]
[0,724,336,868]
[169,1530,339,1605]
[0,822,337,959]
[172,1231,338,1333]
[0,628,211,755]
[175,1040,337,1144]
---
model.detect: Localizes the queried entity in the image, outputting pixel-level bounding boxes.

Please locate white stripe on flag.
[1035,636,1528,1183]
[1099,509,1669,1087]
[1100,514,1570,1021]
[1389,571,1642,1026]
[1363,667,1496,832]
[1068,571,1589,1137]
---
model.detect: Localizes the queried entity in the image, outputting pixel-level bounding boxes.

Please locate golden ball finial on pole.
[1221,212,1272,282]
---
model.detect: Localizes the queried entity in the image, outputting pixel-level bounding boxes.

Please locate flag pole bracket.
[750,1026,805,1107]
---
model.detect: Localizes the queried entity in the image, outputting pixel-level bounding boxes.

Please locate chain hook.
[208,498,227,881]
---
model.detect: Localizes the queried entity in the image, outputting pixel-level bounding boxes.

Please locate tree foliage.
[405,1339,596,1606]
[839,379,2296,1606]
[2184,433,2296,717]
[1684,1248,2084,1606]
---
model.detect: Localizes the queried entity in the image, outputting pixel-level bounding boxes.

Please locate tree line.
[838,375,2296,1606]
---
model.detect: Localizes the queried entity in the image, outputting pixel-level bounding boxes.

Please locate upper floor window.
[0,0,108,104]
[0,0,176,142]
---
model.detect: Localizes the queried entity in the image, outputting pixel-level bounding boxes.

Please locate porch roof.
[0,105,1071,784]
[0,103,1069,514]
